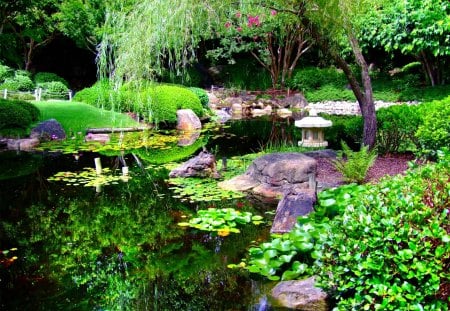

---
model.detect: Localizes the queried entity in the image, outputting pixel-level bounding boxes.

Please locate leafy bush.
[189,87,209,108]
[287,67,349,92]
[332,141,377,184]
[322,114,363,150]
[146,85,203,123]
[0,63,13,83]
[218,59,272,90]
[73,80,117,110]
[416,96,450,155]
[305,84,356,102]
[161,67,202,87]
[240,150,450,310]
[0,99,33,130]
[376,104,422,154]
[34,72,69,87]
[12,99,40,122]
[0,74,34,91]
[317,149,450,310]
[39,81,70,96]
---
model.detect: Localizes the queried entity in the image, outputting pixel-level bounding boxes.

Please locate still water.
[0,118,299,310]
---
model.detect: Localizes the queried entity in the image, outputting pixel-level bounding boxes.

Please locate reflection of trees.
[6,167,265,310]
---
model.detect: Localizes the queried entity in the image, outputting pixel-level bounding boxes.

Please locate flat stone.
[271,277,328,311]
[218,175,260,191]
[7,138,40,151]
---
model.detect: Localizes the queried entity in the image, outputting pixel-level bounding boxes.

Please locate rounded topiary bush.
[73,80,117,110]
[34,72,69,87]
[39,81,70,97]
[0,99,33,129]
[143,84,203,124]
[11,99,40,122]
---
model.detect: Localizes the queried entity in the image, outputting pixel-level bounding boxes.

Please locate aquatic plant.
[178,208,264,236]
[47,167,130,187]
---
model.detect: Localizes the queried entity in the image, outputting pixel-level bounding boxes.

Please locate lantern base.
[299,141,328,148]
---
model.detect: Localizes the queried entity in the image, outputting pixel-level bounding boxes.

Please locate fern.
[332,141,377,184]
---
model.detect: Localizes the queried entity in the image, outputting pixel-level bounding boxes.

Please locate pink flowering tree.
[208,3,312,89]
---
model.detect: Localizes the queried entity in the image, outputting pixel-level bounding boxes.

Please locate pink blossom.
[224,21,232,28]
[247,15,260,27]
[236,26,242,32]
[271,10,277,16]
[236,12,242,18]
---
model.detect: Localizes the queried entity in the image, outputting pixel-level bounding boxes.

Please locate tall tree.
[101,0,378,147]
[361,0,450,86]
[0,0,61,70]
[207,2,312,89]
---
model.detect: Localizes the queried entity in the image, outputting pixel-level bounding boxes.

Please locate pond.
[0,117,301,310]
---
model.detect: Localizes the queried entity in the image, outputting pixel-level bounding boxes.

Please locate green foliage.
[216,59,272,91]
[376,104,422,154]
[34,72,69,87]
[0,98,34,130]
[72,80,116,110]
[178,208,263,236]
[287,67,349,92]
[317,149,450,310]
[189,87,209,108]
[145,84,203,124]
[305,85,356,102]
[0,63,13,82]
[332,141,377,184]
[0,74,34,91]
[416,96,450,155]
[38,82,70,98]
[48,167,130,188]
[322,114,363,150]
[161,67,202,87]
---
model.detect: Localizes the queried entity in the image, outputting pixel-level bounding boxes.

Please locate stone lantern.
[295,109,332,147]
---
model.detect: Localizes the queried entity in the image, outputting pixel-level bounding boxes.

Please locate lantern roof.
[294,109,332,128]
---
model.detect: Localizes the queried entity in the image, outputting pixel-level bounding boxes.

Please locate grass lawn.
[33,101,141,134]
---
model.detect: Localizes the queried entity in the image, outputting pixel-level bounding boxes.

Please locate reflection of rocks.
[169,150,221,178]
[6,138,40,151]
[270,277,328,311]
[177,130,201,146]
[176,109,202,131]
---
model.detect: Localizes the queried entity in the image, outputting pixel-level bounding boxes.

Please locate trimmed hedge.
[189,87,209,108]
[0,98,38,130]
[34,72,69,87]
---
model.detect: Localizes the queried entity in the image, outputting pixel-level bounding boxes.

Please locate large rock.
[7,138,40,151]
[176,109,202,131]
[169,150,220,178]
[30,118,66,141]
[271,189,316,233]
[245,153,316,197]
[270,277,328,311]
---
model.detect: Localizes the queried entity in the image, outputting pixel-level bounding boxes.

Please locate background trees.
[361,0,450,86]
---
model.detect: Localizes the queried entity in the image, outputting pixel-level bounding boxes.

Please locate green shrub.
[39,81,70,96]
[0,99,33,130]
[218,59,272,90]
[11,99,40,122]
[317,149,450,310]
[376,104,422,154]
[73,80,117,110]
[145,84,203,123]
[305,85,356,102]
[34,72,69,87]
[322,114,363,150]
[416,96,450,155]
[0,74,35,91]
[332,141,377,184]
[0,63,13,83]
[189,87,209,108]
[287,67,349,92]
[161,67,202,87]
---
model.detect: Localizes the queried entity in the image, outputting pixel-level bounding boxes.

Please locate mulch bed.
[316,153,417,187]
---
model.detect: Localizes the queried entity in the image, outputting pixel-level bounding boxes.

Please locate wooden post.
[94,157,102,175]
[3,89,6,99]
[69,90,73,101]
